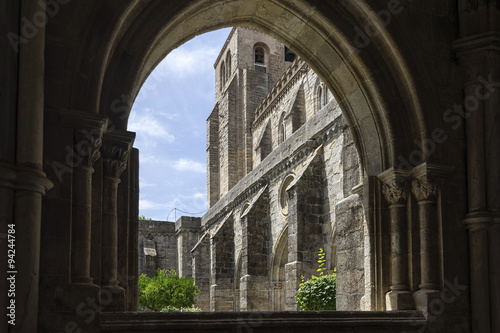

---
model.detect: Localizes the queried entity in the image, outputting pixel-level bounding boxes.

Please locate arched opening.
[318,86,323,111]
[220,60,226,88]
[43,0,438,324]
[225,51,231,82]
[254,45,266,73]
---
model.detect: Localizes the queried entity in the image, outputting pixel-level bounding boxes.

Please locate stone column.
[453,32,500,332]
[100,131,134,311]
[286,166,323,311]
[12,1,54,331]
[411,175,439,291]
[378,169,413,310]
[210,214,235,311]
[63,117,108,285]
[240,188,270,311]
[191,233,211,311]
[175,216,201,278]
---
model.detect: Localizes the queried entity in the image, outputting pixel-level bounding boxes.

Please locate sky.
[129,28,232,221]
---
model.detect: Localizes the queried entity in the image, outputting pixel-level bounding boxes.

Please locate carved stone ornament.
[381,178,410,206]
[102,144,129,178]
[411,176,438,202]
[74,128,103,167]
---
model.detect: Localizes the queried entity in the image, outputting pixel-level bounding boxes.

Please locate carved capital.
[74,128,104,167]
[378,168,411,206]
[102,131,135,179]
[60,110,109,168]
[381,179,410,206]
[412,176,438,203]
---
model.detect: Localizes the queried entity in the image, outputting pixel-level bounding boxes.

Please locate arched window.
[284,46,296,62]
[254,46,266,73]
[318,86,323,110]
[225,52,231,82]
[255,47,264,64]
[220,60,226,89]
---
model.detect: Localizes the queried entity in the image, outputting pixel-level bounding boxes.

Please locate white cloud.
[128,110,175,143]
[139,199,169,210]
[173,158,206,173]
[155,46,219,78]
[139,154,169,165]
[139,179,157,188]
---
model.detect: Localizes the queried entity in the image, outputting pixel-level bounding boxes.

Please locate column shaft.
[101,176,120,285]
[464,82,487,213]
[418,201,439,290]
[489,225,500,332]
[389,204,409,291]
[71,165,95,283]
[469,225,491,333]
[13,1,51,331]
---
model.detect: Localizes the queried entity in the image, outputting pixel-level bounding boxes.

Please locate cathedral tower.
[207,27,296,206]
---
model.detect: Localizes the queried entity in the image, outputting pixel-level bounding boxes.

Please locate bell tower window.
[254,46,266,73]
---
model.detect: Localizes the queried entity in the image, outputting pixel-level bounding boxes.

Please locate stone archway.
[11,1,478,332]
[92,4,430,313]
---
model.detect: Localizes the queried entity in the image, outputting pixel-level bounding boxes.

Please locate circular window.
[279,174,295,216]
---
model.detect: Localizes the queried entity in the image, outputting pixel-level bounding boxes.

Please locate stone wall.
[138,220,177,277]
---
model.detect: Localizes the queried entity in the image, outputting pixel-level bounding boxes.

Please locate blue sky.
[129,28,232,221]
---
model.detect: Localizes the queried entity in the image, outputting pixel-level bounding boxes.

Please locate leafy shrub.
[139,268,200,311]
[295,248,336,311]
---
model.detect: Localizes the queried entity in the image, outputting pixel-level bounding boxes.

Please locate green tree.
[138,268,200,311]
[295,248,336,311]
[138,215,152,220]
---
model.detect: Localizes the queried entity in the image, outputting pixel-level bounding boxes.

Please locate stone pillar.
[11,1,54,331]
[192,233,211,311]
[63,117,108,285]
[100,131,134,311]
[286,164,323,311]
[411,175,439,291]
[175,216,201,278]
[210,215,235,311]
[207,104,220,207]
[240,188,270,311]
[378,169,413,310]
[453,31,500,332]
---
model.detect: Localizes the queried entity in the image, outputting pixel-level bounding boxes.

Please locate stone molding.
[0,162,54,195]
[452,32,500,59]
[102,131,135,178]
